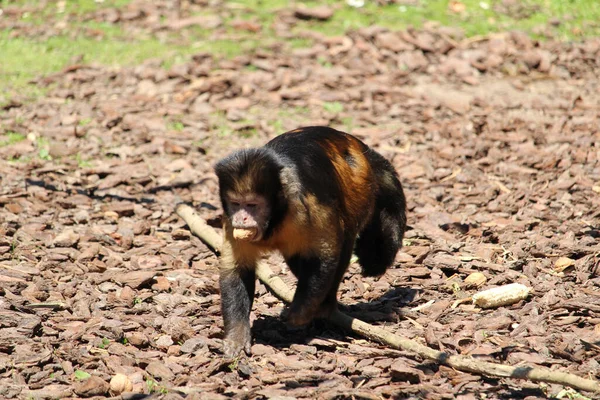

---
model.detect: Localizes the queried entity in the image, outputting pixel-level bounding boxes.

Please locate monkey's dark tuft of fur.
[355,149,406,277]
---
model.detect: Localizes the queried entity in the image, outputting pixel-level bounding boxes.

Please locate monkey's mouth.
[233,228,259,241]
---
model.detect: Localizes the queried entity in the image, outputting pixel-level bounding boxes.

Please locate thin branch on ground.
[175,203,600,395]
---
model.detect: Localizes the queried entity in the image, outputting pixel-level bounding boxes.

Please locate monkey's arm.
[219,242,256,358]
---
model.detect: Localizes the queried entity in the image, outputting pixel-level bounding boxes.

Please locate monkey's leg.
[317,236,355,318]
[284,252,343,327]
[219,266,256,358]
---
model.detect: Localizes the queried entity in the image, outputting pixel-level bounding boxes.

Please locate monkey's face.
[225,193,270,242]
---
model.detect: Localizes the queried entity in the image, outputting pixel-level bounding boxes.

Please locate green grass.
[1,0,599,102]
[0,132,26,147]
[230,0,600,38]
[0,31,190,94]
[167,120,185,132]
[323,101,344,114]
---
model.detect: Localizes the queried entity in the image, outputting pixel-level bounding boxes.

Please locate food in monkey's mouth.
[233,227,258,241]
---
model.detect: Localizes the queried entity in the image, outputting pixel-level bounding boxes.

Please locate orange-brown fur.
[223,193,338,264]
[320,134,376,234]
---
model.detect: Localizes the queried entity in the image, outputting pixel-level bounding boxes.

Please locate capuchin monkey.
[214,126,407,358]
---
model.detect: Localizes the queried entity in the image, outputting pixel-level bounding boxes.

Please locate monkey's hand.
[223,331,251,359]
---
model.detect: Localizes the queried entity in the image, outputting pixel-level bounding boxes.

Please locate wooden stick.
[175,204,600,394]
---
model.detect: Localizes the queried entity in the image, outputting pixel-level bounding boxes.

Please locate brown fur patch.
[320,135,376,234]
[230,171,257,196]
[259,194,339,259]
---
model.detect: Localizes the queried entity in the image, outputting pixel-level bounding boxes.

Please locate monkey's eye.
[230,201,240,207]
[247,203,257,209]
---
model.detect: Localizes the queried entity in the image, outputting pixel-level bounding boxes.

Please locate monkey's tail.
[355,151,407,277]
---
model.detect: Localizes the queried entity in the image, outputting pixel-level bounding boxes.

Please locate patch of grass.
[34,137,51,161]
[198,38,262,59]
[238,127,259,138]
[289,37,314,49]
[225,0,600,39]
[323,101,344,114]
[0,132,26,147]
[8,155,32,163]
[63,0,132,15]
[317,56,333,68]
[265,105,312,134]
[146,379,168,394]
[0,32,187,91]
[167,120,185,132]
[74,370,91,381]
[2,0,599,102]
[268,119,285,134]
[277,105,311,117]
[98,337,110,349]
[75,153,92,168]
[340,116,355,133]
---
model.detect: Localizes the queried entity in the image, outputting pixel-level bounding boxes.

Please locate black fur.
[214,126,407,356]
[355,148,407,277]
[219,267,256,356]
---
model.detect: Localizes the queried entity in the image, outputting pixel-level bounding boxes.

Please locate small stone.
[109,373,133,395]
[289,344,317,355]
[119,286,136,304]
[52,229,80,247]
[180,337,207,354]
[152,276,171,291]
[74,376,109,397]
[251,343,275,356]
[73,210,89,223]
[376,32,413,52]
[294,6,334,21]
[125,332,149,347]
[137,79,158,97]
[522,50,542,69]
[171,229,191,240]
[390,361,423,383]
[146,362,175,381]
[361,366,382,378]
[5,202,23,214]
[104,211,119,221]
[155,335,174,348]
[465,272,487,288]
[233,228,257,241]
[167,345,181,356]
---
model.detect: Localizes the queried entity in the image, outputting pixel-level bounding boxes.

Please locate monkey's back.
[266,127,377,234]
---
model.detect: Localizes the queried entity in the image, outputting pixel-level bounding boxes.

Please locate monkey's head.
[215,149,287,242]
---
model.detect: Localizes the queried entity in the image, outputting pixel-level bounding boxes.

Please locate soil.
[1,1,599,399]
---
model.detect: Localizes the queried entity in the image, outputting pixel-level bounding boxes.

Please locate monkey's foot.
[222,331,251,359]
[283,305,318,327]
[223,338,251,359]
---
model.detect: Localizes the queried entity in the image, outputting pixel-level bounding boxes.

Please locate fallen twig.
[175,203,600,394]
[27,302,67,310]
